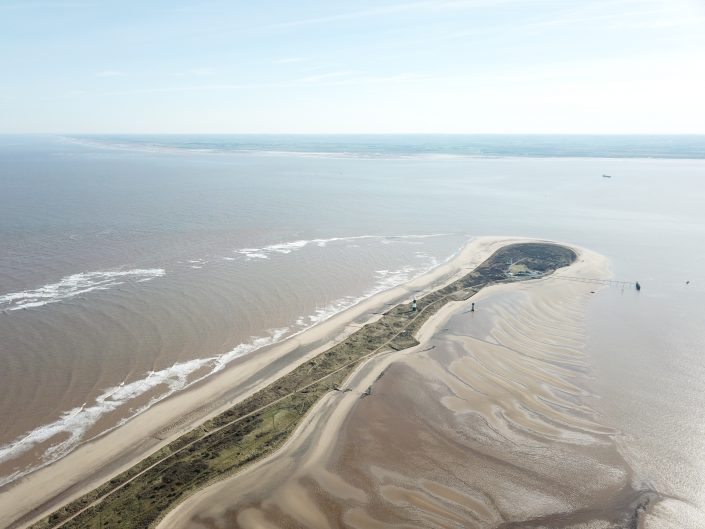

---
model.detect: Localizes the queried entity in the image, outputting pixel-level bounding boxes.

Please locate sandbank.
[2,236,541,529]
[157,241,653,529]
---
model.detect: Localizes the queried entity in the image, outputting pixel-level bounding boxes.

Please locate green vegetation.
[28,243,575,529]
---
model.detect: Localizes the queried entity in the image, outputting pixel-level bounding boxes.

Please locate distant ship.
[602,174,612,178]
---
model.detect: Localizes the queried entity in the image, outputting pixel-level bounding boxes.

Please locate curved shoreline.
[1,236,547,529]
[30,240,577,528]
[160,241,651,529]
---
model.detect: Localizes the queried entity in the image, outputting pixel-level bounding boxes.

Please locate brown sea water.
[0,135,704,524]
[157,245,701,528]
[160,250,639,528]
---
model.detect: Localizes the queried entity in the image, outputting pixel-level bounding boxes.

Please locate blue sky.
[1,0,704,133]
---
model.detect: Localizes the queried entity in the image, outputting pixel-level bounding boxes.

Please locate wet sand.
[1,236,536,529]
[159,244,656,529]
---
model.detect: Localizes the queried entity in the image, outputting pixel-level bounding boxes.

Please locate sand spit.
[2,236,535,529]
[159,244,657,529]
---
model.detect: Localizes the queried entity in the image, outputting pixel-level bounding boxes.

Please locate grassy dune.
[28,242,575,529]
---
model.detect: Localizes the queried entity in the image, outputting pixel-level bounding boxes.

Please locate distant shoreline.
[44,134,705,161]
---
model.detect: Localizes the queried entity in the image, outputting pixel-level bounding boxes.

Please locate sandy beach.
[1,236,541,529]
[157,241,656,529]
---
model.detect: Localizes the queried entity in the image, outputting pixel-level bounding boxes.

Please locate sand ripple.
[159,245,656,529]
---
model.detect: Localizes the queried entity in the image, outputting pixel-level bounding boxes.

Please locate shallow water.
[0,135,704,515]
[157,251,661,528]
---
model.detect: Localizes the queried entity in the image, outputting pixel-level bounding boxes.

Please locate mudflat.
[159,243,655,529]
[14,238,574,529]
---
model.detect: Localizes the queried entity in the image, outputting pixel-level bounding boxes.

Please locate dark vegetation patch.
[27,243,575,529]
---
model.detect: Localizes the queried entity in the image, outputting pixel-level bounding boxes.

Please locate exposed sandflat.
[2,236,540,529]
[159,243,653,528]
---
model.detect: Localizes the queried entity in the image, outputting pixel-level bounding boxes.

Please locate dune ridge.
[160,244,657,529]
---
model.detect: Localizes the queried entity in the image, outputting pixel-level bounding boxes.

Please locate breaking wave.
[0,268,165,311]
[234,234,446,260]
[0,326,290,487]
[0,244,453,487]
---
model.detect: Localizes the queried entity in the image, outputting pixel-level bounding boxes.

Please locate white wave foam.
[238,249,269,260]
[0,269,166,311]
[0,326,291,487]
[234,234,447,261]
[178,258,211,269]
[291,250,444,330]
[212,327,290,372]
[0,241,458,487]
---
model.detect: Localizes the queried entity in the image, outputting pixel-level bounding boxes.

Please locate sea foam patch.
[0,240,456,488]
[0,268,165,311]
[234,234,447,261]
[0,326,292,487]
[292,252,443,330]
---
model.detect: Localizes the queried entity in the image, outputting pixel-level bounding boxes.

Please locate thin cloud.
[606,14,705,30]
[185,68,216,76]
[94,71,428,97]
[256,0,516,31]
[96,70,124,78]
[410,0,705,46]
[291,71,359,84]
[0,1,88,9]
[293,72,428,87]
[272,57,307,65]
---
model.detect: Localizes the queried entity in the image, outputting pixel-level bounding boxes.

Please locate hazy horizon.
[2,0,704,134]
[5,132,705,136]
